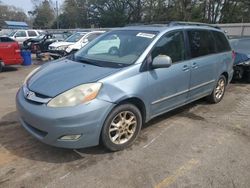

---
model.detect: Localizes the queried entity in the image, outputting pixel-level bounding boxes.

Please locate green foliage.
[33,0,55,29]
[33,0,250,28]
[0,4,28,27]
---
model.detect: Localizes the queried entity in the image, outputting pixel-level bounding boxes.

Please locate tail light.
[15,42,21,54]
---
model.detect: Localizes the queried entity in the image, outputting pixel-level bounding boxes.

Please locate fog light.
[59,134,82,140]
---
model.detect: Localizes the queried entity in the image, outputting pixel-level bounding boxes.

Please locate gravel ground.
[0,64,250,188]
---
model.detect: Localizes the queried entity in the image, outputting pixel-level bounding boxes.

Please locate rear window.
[0,37,15,42]
[187,30,216,58]
[212,31,231,53]
[28,31,37,37]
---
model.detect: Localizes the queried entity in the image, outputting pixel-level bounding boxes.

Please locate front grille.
[23,86,51,104]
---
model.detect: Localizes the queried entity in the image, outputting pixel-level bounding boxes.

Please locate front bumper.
[16,88,115,149]
[47,50,67,58]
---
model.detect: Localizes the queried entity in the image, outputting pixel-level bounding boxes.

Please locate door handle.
[192,62,198,69]
[182,65,190,71]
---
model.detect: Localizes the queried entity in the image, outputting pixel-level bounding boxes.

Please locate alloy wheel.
[215,78,225,100]
[109,111,137,145]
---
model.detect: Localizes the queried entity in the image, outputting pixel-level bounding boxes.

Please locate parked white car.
[48,31,106,54]
[8,30,44,44]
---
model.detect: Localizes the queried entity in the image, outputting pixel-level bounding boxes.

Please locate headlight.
[23,66,41,85]
[47,83,102,107]
[65,46,72,53]
[56,45,69,51]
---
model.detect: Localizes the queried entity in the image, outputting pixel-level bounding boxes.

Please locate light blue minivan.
[16,22,234,151]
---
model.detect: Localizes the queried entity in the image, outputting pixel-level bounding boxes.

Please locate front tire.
[101,104,142,151]
[207,75,226,104]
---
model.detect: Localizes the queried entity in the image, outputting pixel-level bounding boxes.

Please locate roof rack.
[168,21,221,29]
[126,21,221,29]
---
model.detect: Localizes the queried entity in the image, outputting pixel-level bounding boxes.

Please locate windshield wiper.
[75,57,102,67]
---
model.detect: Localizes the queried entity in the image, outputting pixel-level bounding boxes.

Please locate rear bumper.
[16,88,115,149]
[2,58,23,66]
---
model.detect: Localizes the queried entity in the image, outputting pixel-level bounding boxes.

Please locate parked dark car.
[23,32,71,54]
[230,37,250,82]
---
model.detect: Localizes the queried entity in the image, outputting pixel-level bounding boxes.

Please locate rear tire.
[207,75,226,104]
[101,104,142,151]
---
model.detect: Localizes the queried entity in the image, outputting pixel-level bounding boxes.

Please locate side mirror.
[152,55,172,69]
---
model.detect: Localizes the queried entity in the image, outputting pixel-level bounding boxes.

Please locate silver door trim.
[151,89,189,105]
[189,80,215,91]
[151,79,215,105]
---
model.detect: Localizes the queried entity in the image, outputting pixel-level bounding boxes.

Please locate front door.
[14,30,28,44]
[147,31,191,117]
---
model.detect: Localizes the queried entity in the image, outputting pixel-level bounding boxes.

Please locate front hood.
[234,52,250,65]
[49,41,74,48]
[27,59,121,97]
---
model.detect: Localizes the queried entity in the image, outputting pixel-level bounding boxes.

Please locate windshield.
[65,32,87,43]
[230,38,250,54]
[53,34,65,40]
[8,31,16,37]
[74,30,158,67]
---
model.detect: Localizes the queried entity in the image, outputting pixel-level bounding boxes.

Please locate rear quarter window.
[212,31,231,53]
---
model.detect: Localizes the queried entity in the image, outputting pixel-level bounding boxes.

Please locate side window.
[151,31,186,63]
[187,30,216,58]
[212,31,231,53]
[15,31,27,37]
[28,31,37,37]
[0,37,14,42]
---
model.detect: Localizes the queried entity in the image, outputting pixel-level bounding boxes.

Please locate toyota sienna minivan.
[16,22,234,151]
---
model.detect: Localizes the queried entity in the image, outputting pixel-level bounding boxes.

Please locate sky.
[0,0,64,14]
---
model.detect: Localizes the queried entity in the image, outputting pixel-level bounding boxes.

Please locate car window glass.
[75,30,157,66]
[230,39,250,54]
[88,34,120,54]
[15,31,27,37]
[28,31,37,37]
[87,34,99,42]
[151,31,186,63]
[0,37,14,42]
[212,31,231,53]
[53,34,64,40]
[188,30,216,58]
[65,33,87,43]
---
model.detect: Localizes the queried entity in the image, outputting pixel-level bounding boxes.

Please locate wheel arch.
[221,72,229,84]
[116,97,147,124]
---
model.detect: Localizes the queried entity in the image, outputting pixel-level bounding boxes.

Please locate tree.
[33,0,55,29]
[0,4,28,27]
[52,0,250,28]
